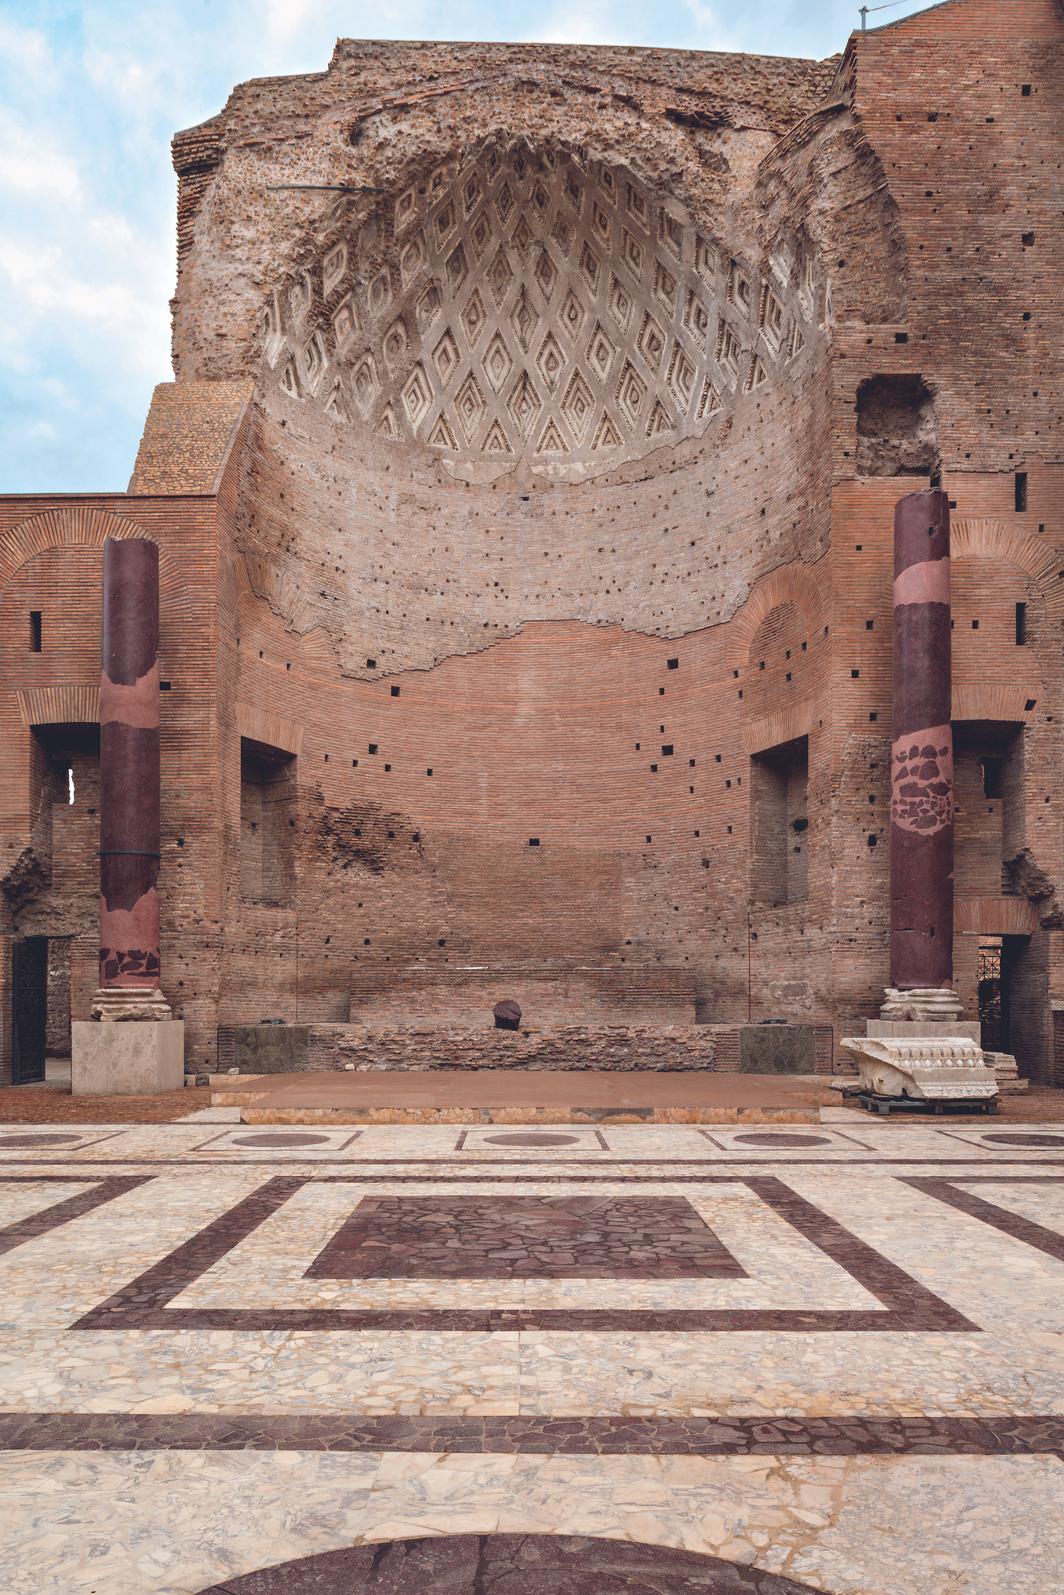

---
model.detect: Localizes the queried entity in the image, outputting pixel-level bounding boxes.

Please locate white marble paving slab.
[0,1449,1060,1595]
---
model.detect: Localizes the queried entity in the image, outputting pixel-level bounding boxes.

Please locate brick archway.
[729,561,828,667]
[0,506,191,621]
[953,516,1064,622]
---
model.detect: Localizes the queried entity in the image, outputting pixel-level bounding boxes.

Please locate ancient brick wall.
[175,4,1064,1079]
[3,2,1063,1082]
[0,497,224,1081]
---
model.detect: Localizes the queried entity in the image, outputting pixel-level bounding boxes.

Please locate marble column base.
[90,986,172,1022]
[72,1019,184,1096]
[879,987,964,1023]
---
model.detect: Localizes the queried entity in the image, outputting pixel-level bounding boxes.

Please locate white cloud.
[25,419,58,442]
[0,90,172,403]
[0,112,81,204]
[677,0,744,51]
[264,0,322,47]
[531,3,624,45]
[0,18,54,83]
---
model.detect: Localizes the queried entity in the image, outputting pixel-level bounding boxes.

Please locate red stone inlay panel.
[305,1194,744,1280]
[0,1134,84,1148]
[232,1133,332,1147]
[483,1132,583,1147]
[196,1534,830,1594]
[732,1133,830,1147]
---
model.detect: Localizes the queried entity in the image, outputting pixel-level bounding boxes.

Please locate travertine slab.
[71,1020,184,1096]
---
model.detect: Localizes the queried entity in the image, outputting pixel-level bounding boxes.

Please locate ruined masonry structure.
[2,0,1063,1083]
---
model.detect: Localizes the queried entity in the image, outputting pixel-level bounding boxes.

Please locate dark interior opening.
[855,373,938,477]
[750,735,809,907]
[240,737,297,905]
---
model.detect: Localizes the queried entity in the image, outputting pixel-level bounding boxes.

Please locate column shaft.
[99,537,161,990]
[889,488,953,991]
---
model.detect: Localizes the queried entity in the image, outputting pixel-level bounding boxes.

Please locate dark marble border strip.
[904,1175,1064,1262]
[0,1411,1058,1455]
[0,1175,153,1257]
[72,1173,976,1334]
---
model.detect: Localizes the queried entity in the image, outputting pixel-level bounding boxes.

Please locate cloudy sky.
[0,0,932,493]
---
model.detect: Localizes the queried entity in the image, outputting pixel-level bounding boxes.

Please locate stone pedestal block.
[222,1024,310,1074]
[739,1024,815,1074]
[867,1019,981,1044]
[72,1020,185,1096]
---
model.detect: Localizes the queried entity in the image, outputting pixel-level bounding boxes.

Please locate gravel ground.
[834,1084,1064,1124]
[0,1086,210,1123]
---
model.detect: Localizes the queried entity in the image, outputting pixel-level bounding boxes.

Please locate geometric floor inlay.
[70,1172,977,1332]
[4,1118,1064,1594]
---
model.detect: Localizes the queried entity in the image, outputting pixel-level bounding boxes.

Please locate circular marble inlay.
[231,1132,332,1147]
[981,1132,1064,1147]
[732,1132,830,1147]
[483,1131,582,1147]
[0,1133,83,1148]
[198,1533,832,1593]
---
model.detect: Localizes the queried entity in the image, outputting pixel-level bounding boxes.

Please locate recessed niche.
[856,373,938,476]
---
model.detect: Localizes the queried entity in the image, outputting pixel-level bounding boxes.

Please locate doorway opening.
[977,939,1006,1054]
[11,937,48,1084]
[10,935,74,1085]
[750,735,809,906]
[978,932,1045,1077]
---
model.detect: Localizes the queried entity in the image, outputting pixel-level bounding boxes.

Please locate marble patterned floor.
[1,1113,1063,1592]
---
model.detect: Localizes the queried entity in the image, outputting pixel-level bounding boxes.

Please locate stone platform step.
[211,1069,833,1125]
[985,1052,1029,1092]
[216,1021,834,1076]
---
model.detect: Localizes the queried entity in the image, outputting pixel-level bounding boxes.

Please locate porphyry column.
[882,487,962,1022]
[94,536,170,1020]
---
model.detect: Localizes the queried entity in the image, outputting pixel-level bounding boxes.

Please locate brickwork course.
[2,0,1063,1082]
